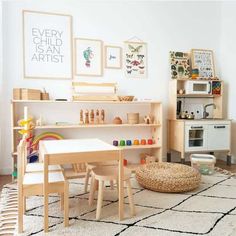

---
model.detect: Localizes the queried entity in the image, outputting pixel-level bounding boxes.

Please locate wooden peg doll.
[100,109,105,124]
[95,109,100,124]
[79,109,84,124]
[90,109,94,124]
[85,109,89,124]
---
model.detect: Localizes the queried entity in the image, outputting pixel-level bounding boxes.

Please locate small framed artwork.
[23,10,73,79]
[170,51,190,79]
[74,38,103,76]
[124,41,147,79]
[104,46,122,69]
[191,49,215,78]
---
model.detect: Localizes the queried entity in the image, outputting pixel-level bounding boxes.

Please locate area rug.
[1,172,236,236]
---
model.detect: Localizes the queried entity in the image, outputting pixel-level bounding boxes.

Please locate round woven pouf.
[136,162,201,193]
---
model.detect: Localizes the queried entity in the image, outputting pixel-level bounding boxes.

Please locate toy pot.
[123,159,128,166]
[141,139,146,145]
[113,140,119,146]
[147,139,153,145]
[120,140,126,146]
[133,139,139,145]
[126,140,132,146]
[140,157,146,165]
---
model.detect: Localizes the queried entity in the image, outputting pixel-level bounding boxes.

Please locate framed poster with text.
[23,10,73,79]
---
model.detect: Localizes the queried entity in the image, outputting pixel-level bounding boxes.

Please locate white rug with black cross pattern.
[1,172,236,236]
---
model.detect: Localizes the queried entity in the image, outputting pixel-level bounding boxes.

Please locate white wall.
[219,1,236,163]
[1,0,222,174]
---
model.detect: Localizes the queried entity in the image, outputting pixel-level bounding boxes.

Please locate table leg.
[44,156,49,232]
[118,150,124,221]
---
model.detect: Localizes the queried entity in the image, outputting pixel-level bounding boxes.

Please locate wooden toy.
[147,139,153,145]
[79,109,84,124]
[113,117,122,124]
[36,115,43,126]
[100,109,105,124]
[95,109,100,124]
[141,139,146,145]
[126,140,132,146]
[127,113,139,124]
[90,109,95,124]
[123,159,128,166]
[113,140,118,146]
[144,115,153,124]
[85,110,89,124]
[120,140,125,146]
[133,139,139,145]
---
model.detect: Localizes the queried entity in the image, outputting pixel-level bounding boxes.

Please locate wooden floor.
[0,160,235,192]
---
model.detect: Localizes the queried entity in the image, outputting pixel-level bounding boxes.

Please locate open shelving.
[11,99,163,179]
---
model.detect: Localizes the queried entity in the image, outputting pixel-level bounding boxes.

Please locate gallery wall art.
[124,41,147,78]
[170,51,190,79]
[74,38,103,76]
[191,49,215,78]
[23,10,73,79]
[104,46,122,69]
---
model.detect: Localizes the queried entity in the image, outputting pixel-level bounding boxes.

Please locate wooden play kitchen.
[168,49,232,165]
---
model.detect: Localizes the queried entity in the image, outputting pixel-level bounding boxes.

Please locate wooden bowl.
[118,96,134,101]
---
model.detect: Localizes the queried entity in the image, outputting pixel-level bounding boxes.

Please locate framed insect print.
[170,51,190,79]
[124,41,147,78]
[74,38,103,76]
[104,46,122,69]
[23,10,73,79]
[191,49,215,78]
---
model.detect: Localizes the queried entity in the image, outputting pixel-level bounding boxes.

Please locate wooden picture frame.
[104,45,122,69]
[74,38,103,77]
[23,10,73,80]
[191,49,215,78]
[124,41,147,79]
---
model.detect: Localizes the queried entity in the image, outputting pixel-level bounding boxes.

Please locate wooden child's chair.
[17,139,69,233]
[88,165,135,220]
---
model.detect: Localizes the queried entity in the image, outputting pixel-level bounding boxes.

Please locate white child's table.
[39,138,124,232]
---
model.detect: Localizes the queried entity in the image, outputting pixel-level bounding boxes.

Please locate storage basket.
[190,154,216,175]
[127,113,139,124]
[21,89,41,100]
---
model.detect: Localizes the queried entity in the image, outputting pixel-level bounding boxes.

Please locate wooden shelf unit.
[11,100,163,178]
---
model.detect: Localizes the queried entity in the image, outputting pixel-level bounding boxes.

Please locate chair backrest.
[17,138,27,184]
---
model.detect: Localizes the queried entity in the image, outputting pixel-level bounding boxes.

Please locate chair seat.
[23,171,65,185]
[26,163,62,172]
[92,166,131,181]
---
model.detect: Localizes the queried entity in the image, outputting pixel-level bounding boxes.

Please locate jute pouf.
[136,162,201,193]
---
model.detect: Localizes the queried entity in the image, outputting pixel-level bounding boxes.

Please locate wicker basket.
[118,96,134,101]
[136,162,201,193]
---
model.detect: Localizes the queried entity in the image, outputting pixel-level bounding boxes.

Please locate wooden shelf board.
[11,100,161,104]
[177,94,221,98]
[13,123,161,130]
[121,144,161,150]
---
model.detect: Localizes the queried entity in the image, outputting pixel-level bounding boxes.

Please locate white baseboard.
[0,168,12,175]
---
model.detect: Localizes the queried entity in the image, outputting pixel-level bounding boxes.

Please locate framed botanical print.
[124,41,147,79]
[104,46,122,69]
[23,10,73,79]
[170,51,190,79]
[74,38,103,76]
[191,49,215,78]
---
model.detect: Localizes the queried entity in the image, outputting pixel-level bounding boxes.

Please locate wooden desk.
[39,138,124,232]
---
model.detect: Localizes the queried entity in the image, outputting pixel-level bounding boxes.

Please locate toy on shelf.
[90,109,94,124]
[133,139,139,145]
[113,140,119,146]
[123,159,128,166]
[141,139,146,145]
[85,110,89,124]
[126,140,132,146]
[95,109,100,124]
[113,117,122,124]
[36,115,44,126]
[79,109,84,124]
[144,115,153,124]
[100,109,105,124]
[212,81,221,95]
[127,113,139,124]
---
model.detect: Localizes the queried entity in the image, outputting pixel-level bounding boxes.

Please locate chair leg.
[89,175,97,206]
[96,180,104,220]
[23,196,26,214]
[64,182,69,227]
[84,168,91,193]
[110,180,114,190]
[18,192,23,233]
[126,179,136,216]
[60,193,64,211]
